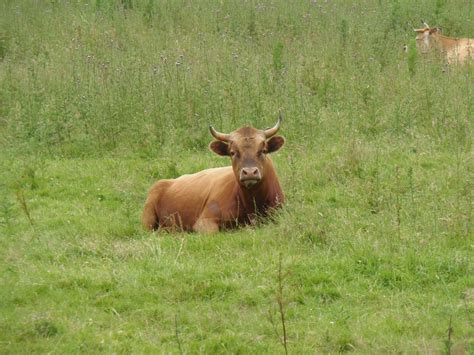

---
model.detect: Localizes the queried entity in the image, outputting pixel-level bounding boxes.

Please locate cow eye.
[230,151,236,157]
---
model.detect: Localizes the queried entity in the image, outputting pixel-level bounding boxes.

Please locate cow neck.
[433,34,461,48]
[235,158,279,212]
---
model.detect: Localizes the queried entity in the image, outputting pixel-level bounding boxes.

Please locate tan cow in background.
[414,22,473,64]
[142,116,285,233]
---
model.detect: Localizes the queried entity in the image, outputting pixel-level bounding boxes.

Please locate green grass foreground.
[0,0,473,353]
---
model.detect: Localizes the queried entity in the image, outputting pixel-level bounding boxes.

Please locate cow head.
[413,21,442,53]
[209,115,285,189]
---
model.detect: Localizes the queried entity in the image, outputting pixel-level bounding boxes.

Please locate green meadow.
[0,0,472,353]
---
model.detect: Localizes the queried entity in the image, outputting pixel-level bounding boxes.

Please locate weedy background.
[0,0,472,353]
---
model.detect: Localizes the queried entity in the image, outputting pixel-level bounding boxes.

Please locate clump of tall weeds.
[268,253,289,354]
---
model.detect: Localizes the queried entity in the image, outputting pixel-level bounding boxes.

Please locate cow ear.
[209,141,229,156]
[267,136,285,153]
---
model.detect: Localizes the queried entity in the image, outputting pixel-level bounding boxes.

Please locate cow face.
[414,22,441,53]
[209,116,285,189]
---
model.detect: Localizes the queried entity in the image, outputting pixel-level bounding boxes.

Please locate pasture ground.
[0,0,473,353]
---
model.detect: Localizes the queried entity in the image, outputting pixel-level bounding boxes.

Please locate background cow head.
[413,21,442,53]
[209,116,285,189]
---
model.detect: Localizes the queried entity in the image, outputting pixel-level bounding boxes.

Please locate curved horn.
[422,20,430,28]
[209,125,231,142]
[263,113,283,138]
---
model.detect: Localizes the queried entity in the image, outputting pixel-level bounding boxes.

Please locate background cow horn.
[422,20,430,28]
[209,125,231,142]
[263,113,283,138]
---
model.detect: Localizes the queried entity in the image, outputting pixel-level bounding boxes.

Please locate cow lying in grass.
[414,21,473,64]
[143,117,285,233]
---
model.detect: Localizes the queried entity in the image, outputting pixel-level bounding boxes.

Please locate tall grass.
[1,0,471,157]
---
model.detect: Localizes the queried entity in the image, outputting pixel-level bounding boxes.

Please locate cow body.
[142,118,285,233]
[415,24,473,64]
[143,164,283,233]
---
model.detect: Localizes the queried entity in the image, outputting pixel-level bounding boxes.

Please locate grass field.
[0,0,473,353]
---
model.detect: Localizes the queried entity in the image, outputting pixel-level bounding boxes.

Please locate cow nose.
[240,167,261,187]
[241,167,260,178]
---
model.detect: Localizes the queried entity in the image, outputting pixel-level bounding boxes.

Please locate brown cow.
[142,116,285,233]
[414,22,473,64]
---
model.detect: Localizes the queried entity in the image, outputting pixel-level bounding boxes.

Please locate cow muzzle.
[239,167,261,188]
